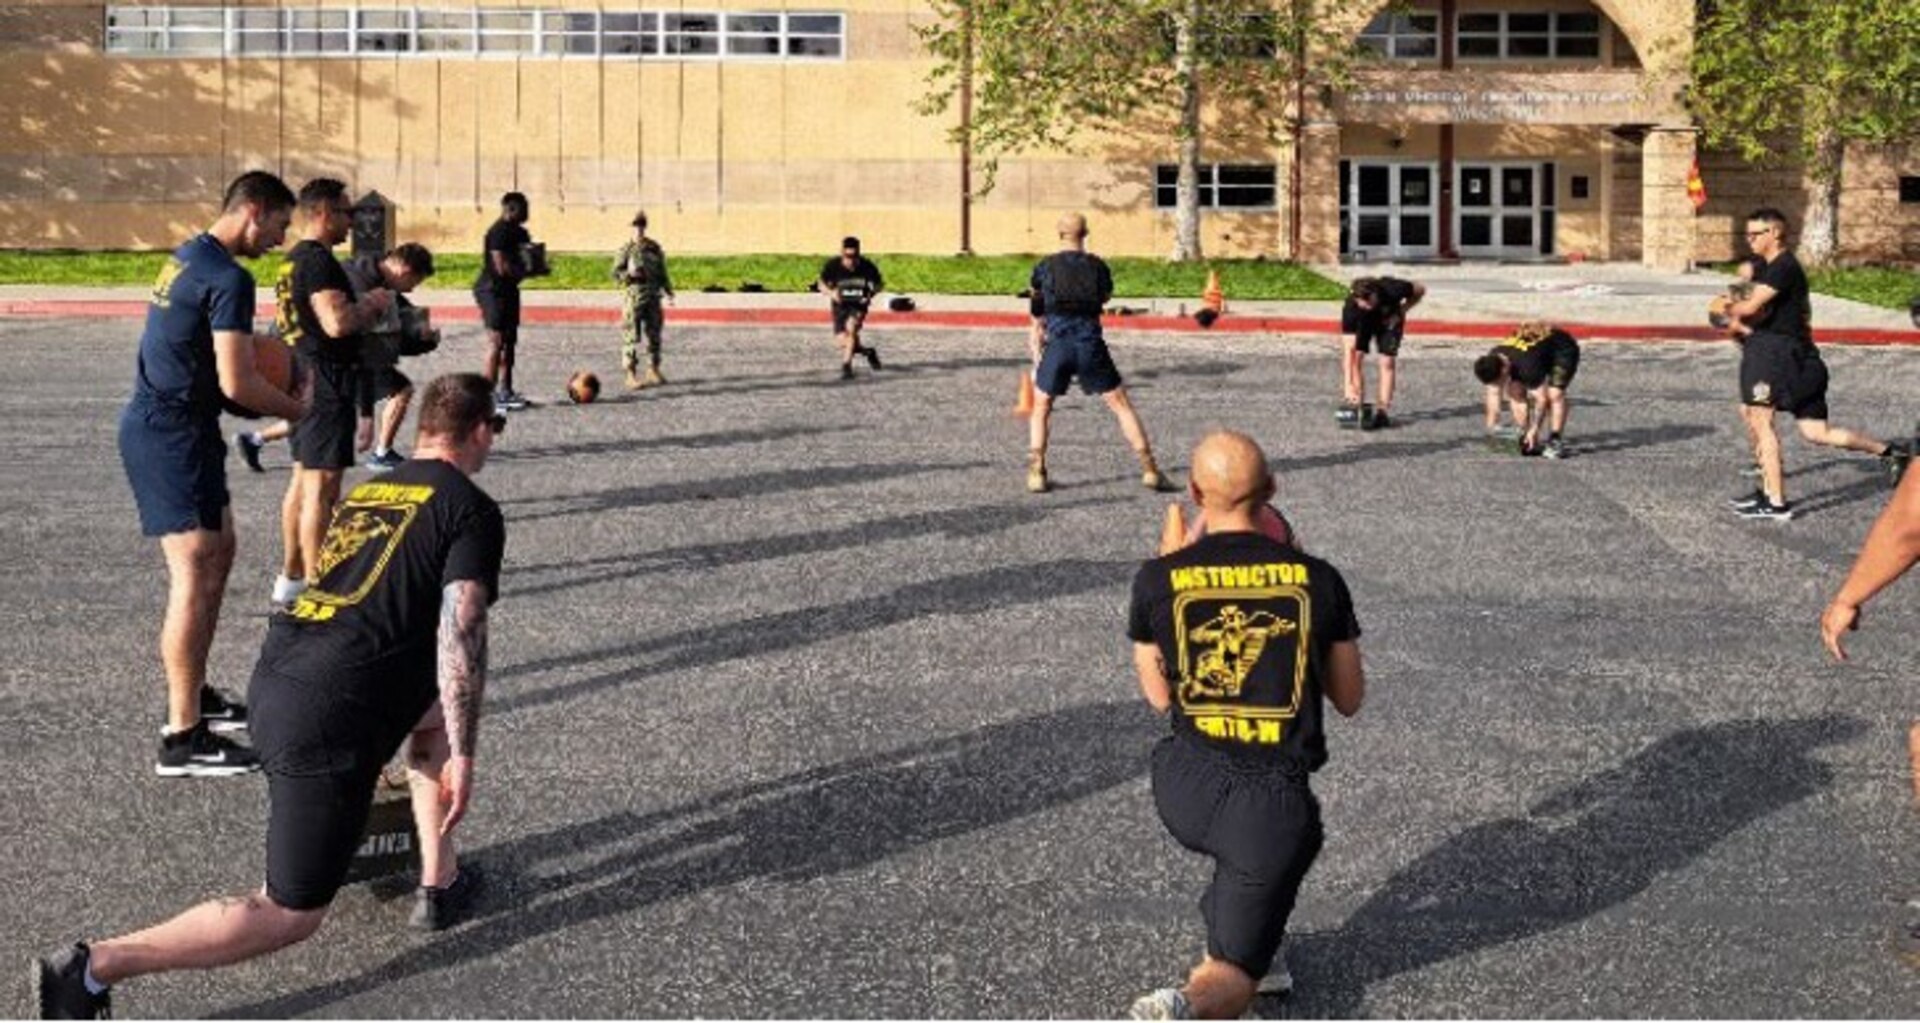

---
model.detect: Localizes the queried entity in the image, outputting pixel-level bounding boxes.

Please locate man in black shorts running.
[475,192,533,409]
[1025,213,1174,494]
[1126,431,1365,1020]
[344,242,439,471]
[120,171,308,777]
[35,374,506,1019]
[1339,276,1423,429]
[1724,208,1907,521]
[271,179,395,610]
[819,236,884,380]
[1473,322,1581,459]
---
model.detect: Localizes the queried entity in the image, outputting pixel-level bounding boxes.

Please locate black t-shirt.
[1127,532,1360,770]
[275,239,359,364]
[1030,251,1114,319]
[260,459,506,729]
[1751,251,1813,347]
[1498,328,1578,388]
[1344,276,1417,328]
[476,220,532,293]
[820,256,884,307]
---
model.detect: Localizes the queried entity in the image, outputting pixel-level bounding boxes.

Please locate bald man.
[1126,432,1365,1020]
[1025,213,1174,494]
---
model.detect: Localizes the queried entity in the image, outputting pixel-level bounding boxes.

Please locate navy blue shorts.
[1035,334,1123,397]
[119,403,228,537]
[475,287,521,334]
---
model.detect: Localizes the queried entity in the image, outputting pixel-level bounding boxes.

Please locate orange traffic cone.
[1202,269,1224,314]
[1013,373,1035,418]
[1159,502,1189,555]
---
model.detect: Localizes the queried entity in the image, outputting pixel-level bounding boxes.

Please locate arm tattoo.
[438,580,490,758]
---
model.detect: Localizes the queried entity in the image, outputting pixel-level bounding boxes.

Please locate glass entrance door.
[1340,161,1438,260]
[1456,162,1556,259]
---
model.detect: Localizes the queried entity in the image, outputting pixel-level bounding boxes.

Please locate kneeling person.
[35,375,507,1019]
[1126,431,1364,1020]
[1473,322,1581,459]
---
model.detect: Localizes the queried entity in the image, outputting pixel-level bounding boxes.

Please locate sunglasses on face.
[487,414,507,434]
[1745,229,1774,238]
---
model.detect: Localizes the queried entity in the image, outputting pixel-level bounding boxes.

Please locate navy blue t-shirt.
[1030,251,1113,341]
[129,233,256,423]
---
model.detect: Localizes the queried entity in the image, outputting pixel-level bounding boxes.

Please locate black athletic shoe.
[156,722,260,778]
[35,942,110,1020]
[862,345,882,371]
[1882,444,1913,484]
[839,364,855,381]
[199,686,247,735]
[1736,498,1796,521]
[1727,489,1768,510]
[1367,409,1392,430]
[234,432,265,474]
[410,864,484,931]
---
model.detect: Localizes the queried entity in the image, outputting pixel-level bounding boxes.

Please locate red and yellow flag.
[1686,157,1708,212]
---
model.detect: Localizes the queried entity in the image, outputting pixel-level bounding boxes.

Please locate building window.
[1457,10,1601,60]
[787,13,843,57]
[1357,11,1438,59]
[540,12,598,56]
[1154,165,1278,210]
[417,10,475,53]
[1901,177,1920,203]
[357,9,413,54]
[102,6,847,61]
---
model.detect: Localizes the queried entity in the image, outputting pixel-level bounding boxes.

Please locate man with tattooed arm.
[35,374,508,1019]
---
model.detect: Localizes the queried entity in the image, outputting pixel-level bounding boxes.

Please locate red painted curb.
[4,298,1917,347]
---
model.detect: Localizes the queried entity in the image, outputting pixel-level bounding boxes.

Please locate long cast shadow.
[493,558,1133,715]
[503,497,1105,600]
[1273,715,1864,1017]
[490,423,856,464]
[501,461,990,524]
[215,700,1162,1019]
[636,355,1019,403]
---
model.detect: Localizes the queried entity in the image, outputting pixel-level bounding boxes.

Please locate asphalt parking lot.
[4,316,1918,1018]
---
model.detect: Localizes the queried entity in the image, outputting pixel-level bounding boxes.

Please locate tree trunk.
[1171,0,1203,262]
[1800,130,1844,268]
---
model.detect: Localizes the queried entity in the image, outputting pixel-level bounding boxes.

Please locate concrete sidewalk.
[2,260,1915,343]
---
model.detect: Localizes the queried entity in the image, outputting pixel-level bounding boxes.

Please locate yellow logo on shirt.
[287,482,433,621]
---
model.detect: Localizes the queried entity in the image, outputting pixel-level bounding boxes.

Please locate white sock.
[373,446,391,458]
[82,958,109,995]
[271,575,308,604]
[246,431,266,446]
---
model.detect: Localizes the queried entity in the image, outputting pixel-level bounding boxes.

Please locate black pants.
[1151,736,1324,980]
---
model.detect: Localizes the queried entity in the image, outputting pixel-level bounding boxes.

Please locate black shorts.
[290,359,359,470]
[365,365,412,403]
[1545,346,1580,391]
[832,302,868,336]
[119,403,227,537]
[1740,334,1829,421]
[1342,301,1403,357]
[475,287,522,334]
[248,668,416,911]
[1151,736,1323,981]
[1035,330,1123,397]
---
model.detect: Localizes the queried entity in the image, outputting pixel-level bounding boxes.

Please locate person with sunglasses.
[1723,208,1908,521]
[36,374,508,1019]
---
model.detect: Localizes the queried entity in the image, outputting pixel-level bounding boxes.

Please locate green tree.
[916,0,1378,262]
[1690,0,1920,265]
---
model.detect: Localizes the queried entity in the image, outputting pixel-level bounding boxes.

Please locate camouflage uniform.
[613,238,673,374]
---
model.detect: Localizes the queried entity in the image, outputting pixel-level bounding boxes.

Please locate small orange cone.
[1013,373,1035,418]
[1159,502,1189,555]
[1202,269,1224,314]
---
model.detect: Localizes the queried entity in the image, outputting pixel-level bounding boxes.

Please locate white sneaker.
[270,574,307,608]
[1128,988,1192,1020]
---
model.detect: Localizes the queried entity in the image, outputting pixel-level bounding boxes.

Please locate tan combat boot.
[1026,451,1050,494]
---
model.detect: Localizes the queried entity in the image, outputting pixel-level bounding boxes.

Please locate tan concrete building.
[0,0,1914,267]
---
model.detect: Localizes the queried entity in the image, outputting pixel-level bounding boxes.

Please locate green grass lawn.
[0,249,1346,301]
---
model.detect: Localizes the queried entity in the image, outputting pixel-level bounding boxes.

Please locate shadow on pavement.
[214,701,1162,1020]
[1267,714,1863,1018]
